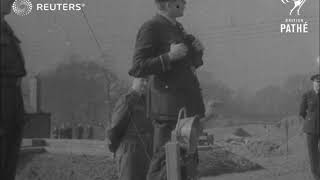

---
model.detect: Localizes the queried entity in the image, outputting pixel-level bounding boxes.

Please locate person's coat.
[300,90,319,134]
[129,14,205,121]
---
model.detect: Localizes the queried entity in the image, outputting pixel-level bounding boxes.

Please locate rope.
[80,9,104,54]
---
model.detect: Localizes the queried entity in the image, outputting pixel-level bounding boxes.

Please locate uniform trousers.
[306,133,320,180]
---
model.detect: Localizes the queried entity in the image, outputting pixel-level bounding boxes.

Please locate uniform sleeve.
[106,96,131,152]
[128,22,171,77]
[192,51,204,69]
[184,34,204,69]
[299,93,308,119]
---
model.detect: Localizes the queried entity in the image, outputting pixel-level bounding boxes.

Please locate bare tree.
[40,54,129,135]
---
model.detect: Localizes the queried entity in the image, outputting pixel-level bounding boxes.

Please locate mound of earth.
[233,128,252,137]
[246,140,282,157]
[198,146,263,177]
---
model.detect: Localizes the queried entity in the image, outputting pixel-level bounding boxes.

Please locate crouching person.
[107,77,153,180]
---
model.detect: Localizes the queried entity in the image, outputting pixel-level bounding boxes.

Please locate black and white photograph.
[0,0,319,179]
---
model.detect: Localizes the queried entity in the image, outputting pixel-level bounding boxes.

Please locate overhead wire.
[66,3,318,68]
[80,8,105,54]
[65,2,319,54]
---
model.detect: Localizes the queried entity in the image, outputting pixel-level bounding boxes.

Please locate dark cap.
[311,74,320,82]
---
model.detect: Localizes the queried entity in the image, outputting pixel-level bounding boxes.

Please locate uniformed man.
[0,0,27,179]
[128,0,205,179]
[107,77,153,180]
[300,74,320,180]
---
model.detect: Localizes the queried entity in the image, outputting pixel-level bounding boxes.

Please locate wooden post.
[285,119,289,159]
[36,75,42,112]
[29,75,42,113]
[29,77,37,113]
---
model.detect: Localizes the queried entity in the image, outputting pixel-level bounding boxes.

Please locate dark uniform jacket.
[300,90,319,134]
[1,20,26,78]
[129,14,205,121]
[0,20,26,180]
[0,20,26,132]
[107,90,153,153]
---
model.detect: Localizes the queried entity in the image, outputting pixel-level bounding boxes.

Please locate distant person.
[0,0,28,179]
[52,126,58,139]
[299,74,320,180]
[87,125,94,139]
[77,123,84,139]
[65,124,72,139]
[107,77,153,180]
[60,124,65,139]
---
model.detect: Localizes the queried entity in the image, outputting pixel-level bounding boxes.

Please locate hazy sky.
[6,0,319,91]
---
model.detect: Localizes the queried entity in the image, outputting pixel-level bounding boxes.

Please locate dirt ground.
[17,117,315,180]
[202,117,314,180]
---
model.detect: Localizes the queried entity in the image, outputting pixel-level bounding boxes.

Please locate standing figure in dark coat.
[66,123,73,139]
[128,0,205,179]
[0,1,27,179]
[107,78,153,180]
[77,123,84,139]
[300,74,320,180]
[64,123,70,139]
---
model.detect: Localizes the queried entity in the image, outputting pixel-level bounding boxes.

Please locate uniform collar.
[129,89,145,97]
[157,12,177,26]
[1,20,11,33]
[154,13,185,34]
[310,89,319,96]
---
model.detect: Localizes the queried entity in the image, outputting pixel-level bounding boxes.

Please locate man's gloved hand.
[168,43,188,61]
[192,38,204,52]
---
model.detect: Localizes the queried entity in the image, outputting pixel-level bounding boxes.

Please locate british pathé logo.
[281,0,306,16]
[12,0,33,16]
[280,18,308,33]
[280,0,309,34]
